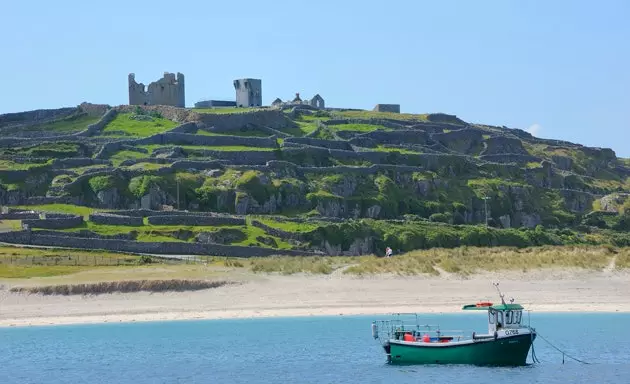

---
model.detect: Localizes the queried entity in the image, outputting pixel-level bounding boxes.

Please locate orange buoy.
[422,334,431,343]
[403,333,415,342]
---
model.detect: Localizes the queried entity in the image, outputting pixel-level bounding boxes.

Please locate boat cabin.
[462,302,525,334]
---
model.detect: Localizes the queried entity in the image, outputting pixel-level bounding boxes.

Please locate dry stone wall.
[21,215,84,229]
[147,215,245,226]
[0,231,320,257]
[198,110,294,132]
[89,213,144,226]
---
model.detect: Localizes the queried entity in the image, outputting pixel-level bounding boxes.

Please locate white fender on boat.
[371,323,378,339]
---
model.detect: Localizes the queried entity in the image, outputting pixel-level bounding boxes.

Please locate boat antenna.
[493,282,506,305]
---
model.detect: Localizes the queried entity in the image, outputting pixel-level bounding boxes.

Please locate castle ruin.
[233,78,262,107]
[128,72,185,108]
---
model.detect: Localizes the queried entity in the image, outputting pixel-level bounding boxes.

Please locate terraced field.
[0,102,628,258]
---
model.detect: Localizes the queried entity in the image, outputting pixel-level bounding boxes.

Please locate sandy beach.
[2,267,629,328]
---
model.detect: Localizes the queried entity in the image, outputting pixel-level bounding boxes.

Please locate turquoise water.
[1,313,628,383]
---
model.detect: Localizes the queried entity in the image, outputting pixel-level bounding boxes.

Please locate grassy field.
[335,110,430,121]
[332,123,391,132]
[372,145,421,154]
[101,113,178,137]
[1,245,627,289]
[22,114,100,133]
[14,204,98,218]
[0,160,49,171]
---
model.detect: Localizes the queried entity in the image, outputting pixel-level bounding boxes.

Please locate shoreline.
[1,304,630,329]
[2,269,630,328]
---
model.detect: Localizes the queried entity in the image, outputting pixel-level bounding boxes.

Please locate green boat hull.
[385,333,536,366]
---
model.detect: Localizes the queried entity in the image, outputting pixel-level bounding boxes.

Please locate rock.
[141,186,172,210]
[196,228,246,244]
[97,188,120,208]
[205,169,224,178]
[499,214,511,228]
[599,193,630,213]
[552,155,573,171]
[255,236,278,248]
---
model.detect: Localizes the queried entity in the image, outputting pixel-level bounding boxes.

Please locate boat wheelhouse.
[371,284,537,366]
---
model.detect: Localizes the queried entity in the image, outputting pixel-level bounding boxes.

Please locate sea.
[1,312,628,383]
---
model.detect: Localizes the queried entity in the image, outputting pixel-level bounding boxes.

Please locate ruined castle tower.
[128,72,185,107]
[233,78,262,107]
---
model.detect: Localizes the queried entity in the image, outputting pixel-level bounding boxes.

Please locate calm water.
[1,313,628,383]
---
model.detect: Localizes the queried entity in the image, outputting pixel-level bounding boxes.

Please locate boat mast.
[493,282,506,305]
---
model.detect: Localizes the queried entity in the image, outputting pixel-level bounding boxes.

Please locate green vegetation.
[335,110,430,121]
[342,245,618,276]
[14,204,97,218]
[101,113,178,137]
[22,113,100,133]
[332,123,391,132]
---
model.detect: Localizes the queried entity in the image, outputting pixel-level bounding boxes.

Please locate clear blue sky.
[2,0,629,157]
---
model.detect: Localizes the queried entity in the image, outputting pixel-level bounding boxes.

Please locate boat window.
[505,310,513,324]
[497,311,504,326]
[488,310,495,324]
[514,311,522,324]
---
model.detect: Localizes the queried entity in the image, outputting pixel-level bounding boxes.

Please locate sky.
[1,0,629,157]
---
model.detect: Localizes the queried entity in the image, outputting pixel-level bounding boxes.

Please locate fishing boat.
[371,283,537,366]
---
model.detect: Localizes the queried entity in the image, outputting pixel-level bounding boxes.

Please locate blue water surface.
[0,313,628,383]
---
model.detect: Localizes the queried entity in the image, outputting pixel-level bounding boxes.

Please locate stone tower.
[128,72,185,107]
[233,78,262,107]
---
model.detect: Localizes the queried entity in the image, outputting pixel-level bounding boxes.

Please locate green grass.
[372,145,421,154]
[0,160,49,171]
[125,162,169,171]
[335,110,430,121]
[331,123,391,132]
[253,217,320,233]
[0,246,151,278]
[22,114,100,133]
[342,245,618,276]
[110,150,148,166]
[248,256,339,275]
[14,204,98,218]
[101,113,178,137]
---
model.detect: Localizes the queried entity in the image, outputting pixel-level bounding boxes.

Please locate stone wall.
[147,215,246,226]
[35,229,135,241]
[0,231,320,257]
[250,220,307,241]
[159,132,278,148]
[89,213,144,226]
[116,105,200,124]
[479,154,541,164]
[0,107,78,130]
[78,109,118,137]
[199,110,295,132]
[431,129,484,154]
[21,215,84,229]
[51,158,111,169]
[284,137,350,150]
[373,104,400,113]
[0,212,40,220]
[482,136,529,156]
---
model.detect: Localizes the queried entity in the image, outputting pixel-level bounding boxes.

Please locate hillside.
[0,102,629,257]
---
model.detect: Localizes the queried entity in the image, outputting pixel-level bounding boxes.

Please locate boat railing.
[372,320,467,343]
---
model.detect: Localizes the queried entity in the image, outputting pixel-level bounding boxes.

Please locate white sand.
[1,269,629,327]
